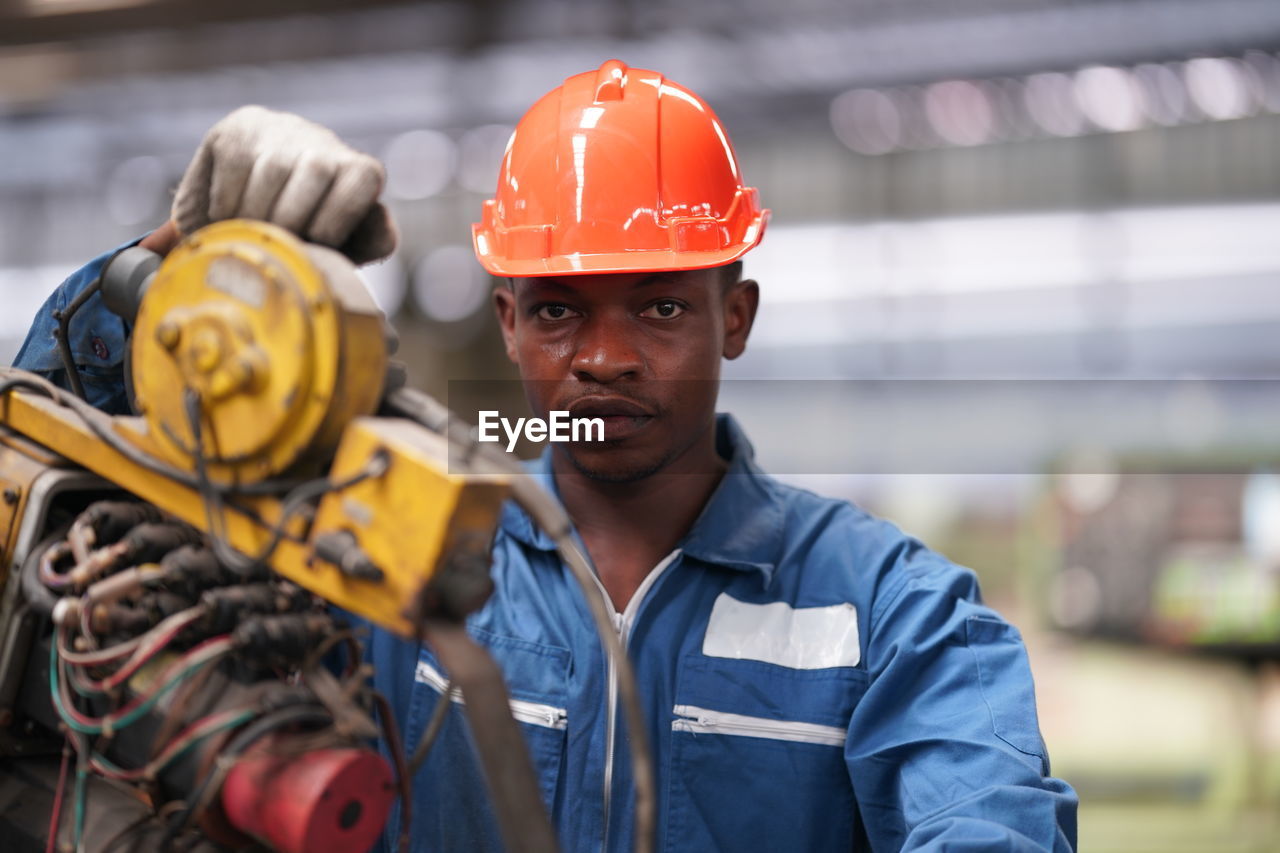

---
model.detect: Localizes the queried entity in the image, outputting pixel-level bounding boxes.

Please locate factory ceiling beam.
[0,0,424,46]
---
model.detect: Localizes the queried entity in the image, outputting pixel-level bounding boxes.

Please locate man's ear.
[492,283,520,364]
[722,278,759,360]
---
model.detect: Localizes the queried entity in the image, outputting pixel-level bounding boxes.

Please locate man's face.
[492,267,758,482]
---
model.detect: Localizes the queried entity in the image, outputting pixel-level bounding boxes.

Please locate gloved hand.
[171,105,397,264]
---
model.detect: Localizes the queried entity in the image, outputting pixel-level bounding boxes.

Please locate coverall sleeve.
[10,239,141,414]
[846,559,1078,851]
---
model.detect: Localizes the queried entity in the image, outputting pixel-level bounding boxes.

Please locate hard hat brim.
[471,212,769,279]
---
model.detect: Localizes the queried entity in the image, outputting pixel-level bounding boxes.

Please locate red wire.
[45,739,71,853]
[88,707,251,781]
[59,605,205,672]
[56,635,232,730]
[70,611,200,693]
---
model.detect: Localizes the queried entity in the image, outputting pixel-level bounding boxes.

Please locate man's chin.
[559,444,672,484]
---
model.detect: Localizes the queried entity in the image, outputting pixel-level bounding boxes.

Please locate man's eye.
[535,304,576,321]
[640,300,685,319]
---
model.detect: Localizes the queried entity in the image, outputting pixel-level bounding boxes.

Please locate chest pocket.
[665,653,867,853]
[401,629,571,853]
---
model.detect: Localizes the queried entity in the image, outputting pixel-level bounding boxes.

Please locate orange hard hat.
[472,59,769,277]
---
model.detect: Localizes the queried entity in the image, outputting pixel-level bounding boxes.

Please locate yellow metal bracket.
[0,376,506,638]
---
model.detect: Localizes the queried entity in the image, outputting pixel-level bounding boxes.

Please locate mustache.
[559,393,658,419]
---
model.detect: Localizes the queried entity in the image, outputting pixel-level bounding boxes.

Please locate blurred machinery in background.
[0,220,616,853]
[1051,465,1280,659]
[5,1,1280,386]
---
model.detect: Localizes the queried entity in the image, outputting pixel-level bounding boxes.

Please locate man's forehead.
[510,270,708,294]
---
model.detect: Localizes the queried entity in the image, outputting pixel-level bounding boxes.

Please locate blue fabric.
[17,249,1077,852]
[11,239,140,415]
[359,414,1078,853]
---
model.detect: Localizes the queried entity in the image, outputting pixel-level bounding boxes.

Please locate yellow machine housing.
[310,419,508,632]
[0,430,71,582]
[131,220,388,485]
[0,221,508,637]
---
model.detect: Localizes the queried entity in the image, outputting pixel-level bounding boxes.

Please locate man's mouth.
[567,396,655,441]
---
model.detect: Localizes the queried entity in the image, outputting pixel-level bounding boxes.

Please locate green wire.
[91,709,254,778]
[49,639,249,852]
[50,641,228,736]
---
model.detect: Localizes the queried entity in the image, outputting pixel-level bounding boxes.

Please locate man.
[16,61,1076,851]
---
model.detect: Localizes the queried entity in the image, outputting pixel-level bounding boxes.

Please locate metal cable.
[408,677,452,775]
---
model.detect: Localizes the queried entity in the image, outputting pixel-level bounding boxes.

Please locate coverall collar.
[499,413,782,587]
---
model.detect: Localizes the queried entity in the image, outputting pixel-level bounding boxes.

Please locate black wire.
[51,242,145,402]
[408,678,452,775]
[249,453,388,564]
[0,372,327,498]
[1,374,298,578]
[181,388,389,574]
[183,388,250,574]
[1,374,387,578]
[0,374,203,489]
[165,703,332,845]
[371,690,412,853]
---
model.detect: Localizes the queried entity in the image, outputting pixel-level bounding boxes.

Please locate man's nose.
[570,315,644,383]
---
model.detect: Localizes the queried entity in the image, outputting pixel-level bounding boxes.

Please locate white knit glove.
[172,105,397,264]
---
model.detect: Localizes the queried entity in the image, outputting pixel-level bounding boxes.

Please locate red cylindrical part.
[221,738,396,853]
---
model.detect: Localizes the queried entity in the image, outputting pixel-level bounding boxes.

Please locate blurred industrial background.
[3,0,1280,849]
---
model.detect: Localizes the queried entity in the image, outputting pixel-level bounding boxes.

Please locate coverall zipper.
[583,549,681,853]
[670,705,846,747]
[415,658,569,729]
